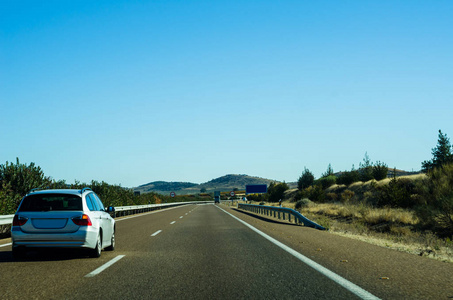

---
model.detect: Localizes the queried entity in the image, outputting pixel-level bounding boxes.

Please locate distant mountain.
[199,174,276,191]
[134,174,280,195]
[135,181,198,194]
[134,169,418,195]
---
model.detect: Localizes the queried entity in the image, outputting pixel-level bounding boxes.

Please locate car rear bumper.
[11,226,99,249]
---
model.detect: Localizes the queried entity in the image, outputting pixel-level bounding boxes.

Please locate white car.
[11,188,115,259]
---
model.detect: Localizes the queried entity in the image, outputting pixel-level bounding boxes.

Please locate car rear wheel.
[12,244,25,260]
[105,231,115,251]
[89,233,102,258]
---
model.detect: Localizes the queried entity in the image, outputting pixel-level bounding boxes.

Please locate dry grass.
[371,173,426,187]
[278,201,452,263]
[325,174,427,190]
[363,207,417,225]
[253,174,450,262]
[289,202,417,226]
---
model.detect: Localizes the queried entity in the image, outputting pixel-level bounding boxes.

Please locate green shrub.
[293,190,305,202]
[267,181,289,202]
[416,164,453,237]
[0,158,53,214]
[372,161,389,181]
[317,175,336,189]
[0,182,21,215]
[359,168,373,182]
[376,177,417,208]
[302,185,325,203]
[247,193,267,203]
[295,198,313,210]
[337,170,360,185]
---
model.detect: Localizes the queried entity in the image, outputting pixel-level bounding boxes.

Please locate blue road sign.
[246,184,267,194]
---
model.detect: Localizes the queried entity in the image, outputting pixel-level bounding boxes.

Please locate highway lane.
[1,203,450,299]
[0,205,195,298]
[223,204,453,299]
[62,203,359,299]
[1,204,361,299]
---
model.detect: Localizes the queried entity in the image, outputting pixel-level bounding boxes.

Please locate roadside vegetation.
[247,130,453,262]
[0,158,205,217]
[2,130,452,261]
[0,159,208,237]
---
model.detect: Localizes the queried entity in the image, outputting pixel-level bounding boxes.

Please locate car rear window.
[18,194,83,212]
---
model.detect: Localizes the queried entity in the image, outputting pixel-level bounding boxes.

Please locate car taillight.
[13,215,28,226]
[72,214,92,226]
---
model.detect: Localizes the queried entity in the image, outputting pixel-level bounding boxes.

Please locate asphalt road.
[0,203,451,299]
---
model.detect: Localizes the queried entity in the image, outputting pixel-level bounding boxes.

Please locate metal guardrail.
[0,201,213,225]
[0,215,14,226]
[237,203,326,230]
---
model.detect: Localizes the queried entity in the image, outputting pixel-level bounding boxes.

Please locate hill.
[136,181,197,193]
[134,174,279,195]
[134,169,419,195]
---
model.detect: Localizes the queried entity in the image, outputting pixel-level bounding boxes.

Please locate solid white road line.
[85,255,126,278]
[0,243,12,248]
[170,221,176,225]
[151,230,162,237]
[216,206,380,300]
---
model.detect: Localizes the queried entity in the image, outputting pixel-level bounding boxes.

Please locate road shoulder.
[220,204,453,299]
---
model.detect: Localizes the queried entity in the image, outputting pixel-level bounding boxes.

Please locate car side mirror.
[107,206,115,213]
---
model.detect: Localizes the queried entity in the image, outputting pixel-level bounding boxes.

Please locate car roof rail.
[80,187,92,194]
[28,188,43,194]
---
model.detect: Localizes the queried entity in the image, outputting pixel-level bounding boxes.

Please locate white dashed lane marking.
[151,230,162,237]
[85,255,125,278]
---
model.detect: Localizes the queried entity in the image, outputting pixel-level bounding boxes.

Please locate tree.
[200,187,207,193]
[422,130,453,173]
[298,167,314,190]
[359,152,373,182]
[372,161,389,181]
[337,165,360,185]
[322,163,334,177]
[268,182,289,202]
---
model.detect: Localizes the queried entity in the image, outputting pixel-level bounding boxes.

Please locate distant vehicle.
[11,188,115,259]
[214,191,221,204]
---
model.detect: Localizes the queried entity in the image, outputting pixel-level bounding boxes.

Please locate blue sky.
[1,1,452,187]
